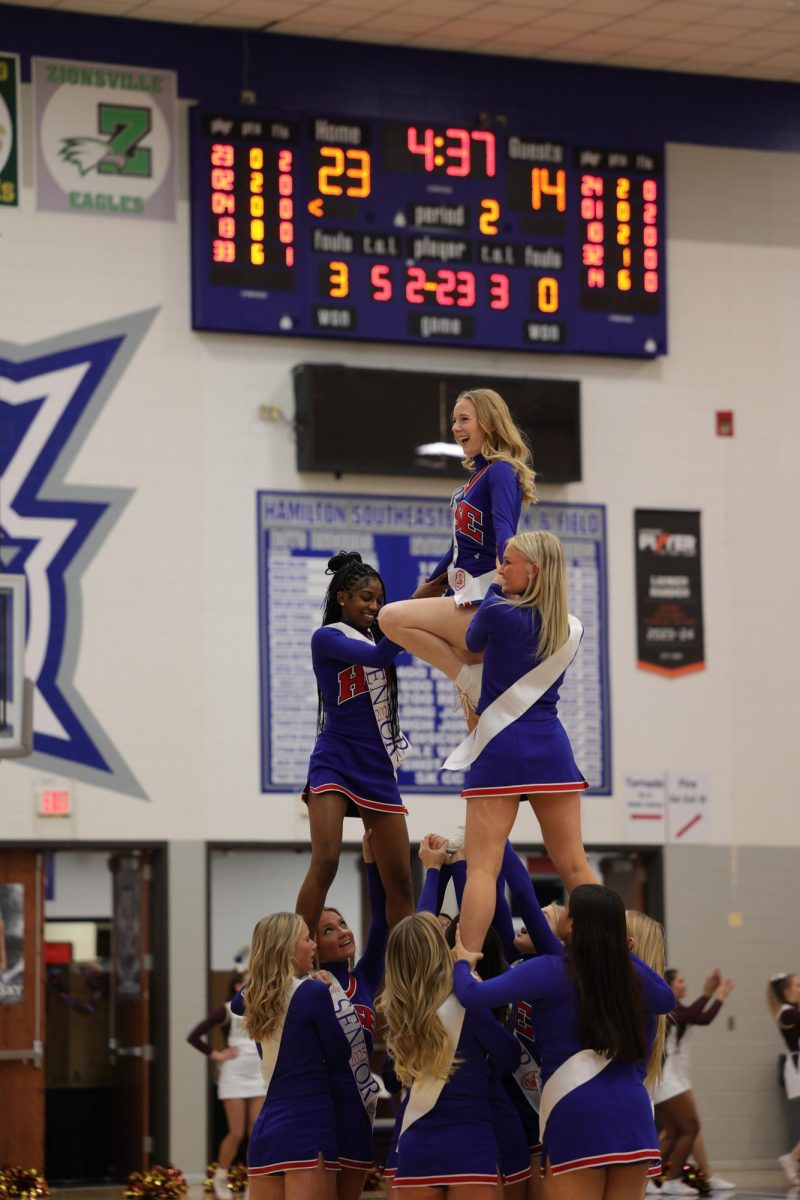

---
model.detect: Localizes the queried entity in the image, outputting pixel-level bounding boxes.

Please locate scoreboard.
[190,107,666,358]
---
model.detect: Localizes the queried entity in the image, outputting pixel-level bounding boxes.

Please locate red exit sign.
[38,788,72,817]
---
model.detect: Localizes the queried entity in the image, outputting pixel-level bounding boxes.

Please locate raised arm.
[632,954,679,1015]
[487,461,522,560]
[356,855,388,990]
[454,953,558,1011]
[468,1007,523,1075]
[676,995,724,1026]
[313,625,402,668]
[417,835,450,915]
[186,1004,228,1056]
[502,842,563,958]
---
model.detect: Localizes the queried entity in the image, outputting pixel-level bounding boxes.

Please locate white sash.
[511,1038,542,1113]
[328,622,411,769]
[443,614,583,771]
[538,1049,611,1138]
[327,975,381,1121]
[400,993,466,1138]
[259,977,307,1092]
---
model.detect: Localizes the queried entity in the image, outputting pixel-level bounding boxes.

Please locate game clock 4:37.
[190,108,666,358]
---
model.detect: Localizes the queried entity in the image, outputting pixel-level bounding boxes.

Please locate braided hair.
[317,551,400,742]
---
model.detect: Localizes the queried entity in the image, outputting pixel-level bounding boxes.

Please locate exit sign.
[37,787,73,817]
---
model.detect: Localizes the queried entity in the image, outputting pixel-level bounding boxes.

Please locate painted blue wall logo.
[0,310,157,798]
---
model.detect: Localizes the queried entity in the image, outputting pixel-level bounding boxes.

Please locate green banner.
[0,52,20,206]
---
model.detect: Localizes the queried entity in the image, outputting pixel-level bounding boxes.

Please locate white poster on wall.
[33,57,177,219]
[667,771,710,843]
[624,772,666,843]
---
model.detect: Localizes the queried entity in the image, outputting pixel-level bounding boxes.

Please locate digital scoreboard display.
[190,108,666,358]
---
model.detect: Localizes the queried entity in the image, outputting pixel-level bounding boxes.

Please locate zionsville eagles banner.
[634,509,705,676]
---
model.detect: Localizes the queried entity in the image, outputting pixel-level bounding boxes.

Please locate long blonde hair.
[767,974,794,1021]
[626,910,667,1091]
[378,913,456,1089]
[241,912,304,1042]
[503,530,569,660]
[457,388,538,505]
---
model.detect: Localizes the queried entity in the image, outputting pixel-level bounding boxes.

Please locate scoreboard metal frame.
[190,107,666,359]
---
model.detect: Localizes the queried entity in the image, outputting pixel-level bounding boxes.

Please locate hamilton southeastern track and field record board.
[257,493,611,796]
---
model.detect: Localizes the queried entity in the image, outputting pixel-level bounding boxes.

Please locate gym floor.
[51,1171,798,1199]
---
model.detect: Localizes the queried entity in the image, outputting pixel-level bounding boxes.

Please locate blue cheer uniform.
[233,977,351,1177]
[319,862,388,1169]
[426,454,522,607]
[460,584,587,799]
[454,953,675,1177]
[304,624,407,816]
[393,1002,521,1188]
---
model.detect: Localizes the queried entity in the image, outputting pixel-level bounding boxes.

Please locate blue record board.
[192,108,665,359]
[257,491,611,796]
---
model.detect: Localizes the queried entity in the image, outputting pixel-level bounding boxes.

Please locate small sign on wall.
[624,772,666,843]
[634,509,705,676]
[667,770,710,843]
[33,57,177,220]
[0,52,20,207]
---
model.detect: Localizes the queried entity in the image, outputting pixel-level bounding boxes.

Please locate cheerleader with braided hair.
[296,551,414,934]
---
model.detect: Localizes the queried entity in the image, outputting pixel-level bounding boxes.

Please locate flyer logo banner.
[634,508,704,676]
[0,52,20,207]
[33,58,176,220]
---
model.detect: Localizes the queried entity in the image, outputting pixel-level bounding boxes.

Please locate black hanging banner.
[634,509,705,676]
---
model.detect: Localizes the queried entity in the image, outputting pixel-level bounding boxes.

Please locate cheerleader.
[296,551,413,933]
[187,970,266,1200]
[653,968,734,1194]
[379,911,521,1198]
[766,972,800,1184]
[454,884,676,1200]
[316,833,388,1200]
[233,912,351,1199]
[443,531,595,956]
[379,388,537,720]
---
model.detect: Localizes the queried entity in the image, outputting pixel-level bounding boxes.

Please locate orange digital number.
[532,167,566,213]
[329,260,350,298]
[251,244,265,265]
[249,147,264,169]
[537,277,559,313]
[318,147,371,198]
[479,199,500,236]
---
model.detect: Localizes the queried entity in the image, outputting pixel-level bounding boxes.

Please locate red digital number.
[211,167,234,191]
[371,264,392,302]
[455,270,475,307]
[211,143,234,167]
[445,128,470,177]
[211,192,235,214]
[407,126,435,172]
[489,273,509,310]
[471,130,496,177]
[212,239,235,263]
[406,266,427,304]
[435,269,457,306]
